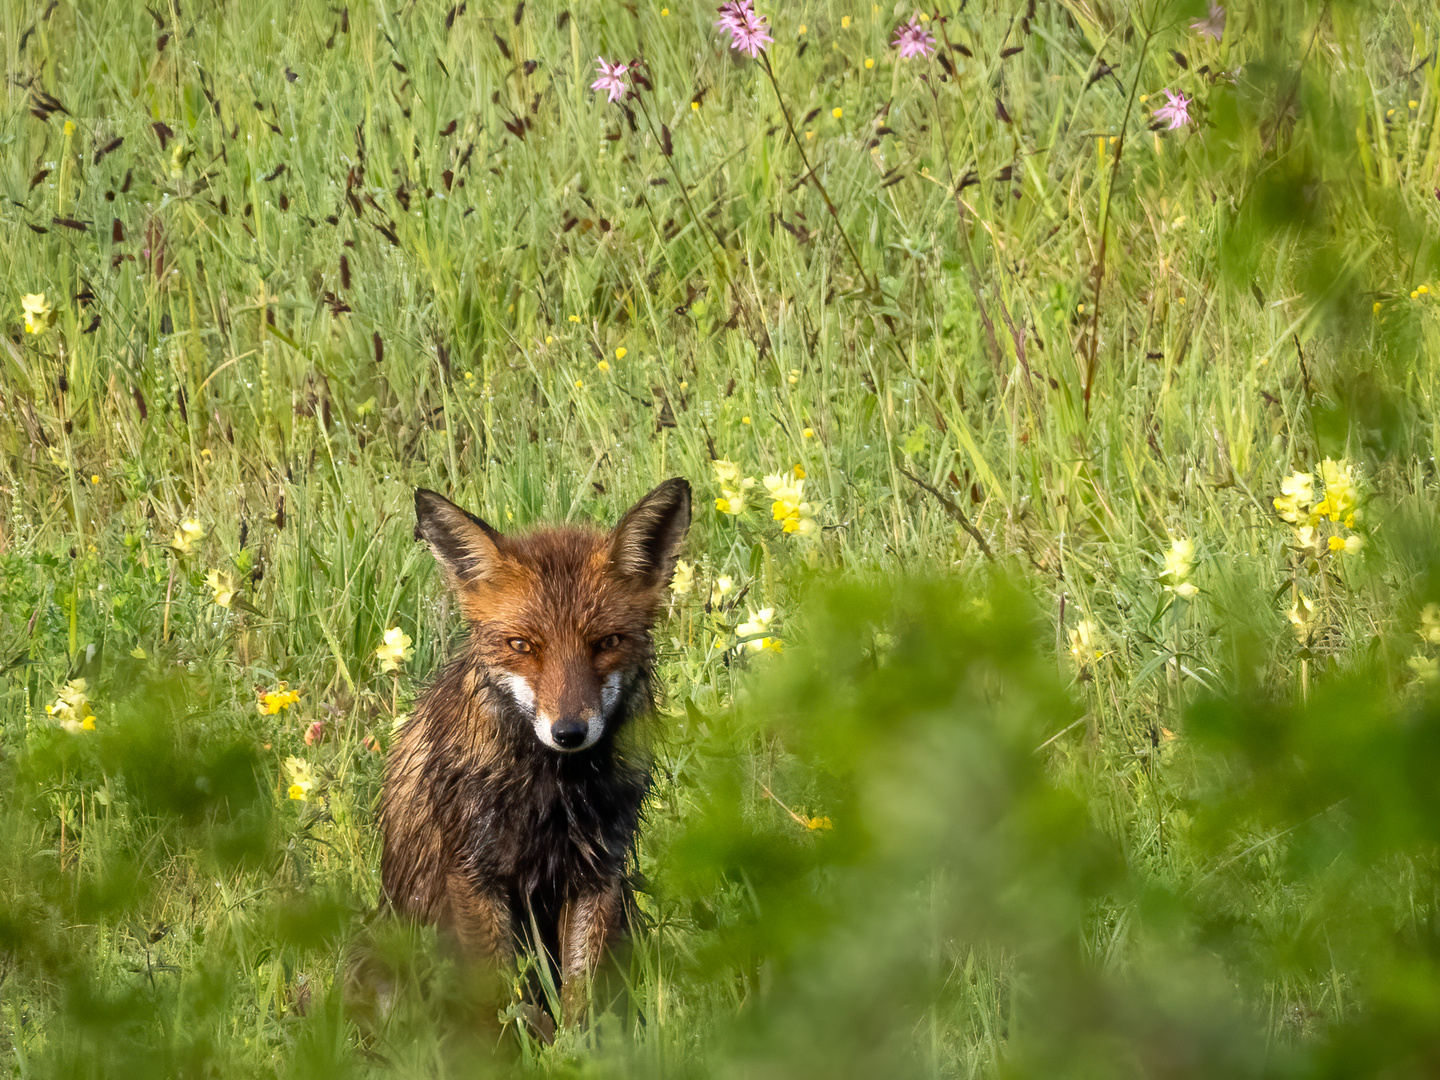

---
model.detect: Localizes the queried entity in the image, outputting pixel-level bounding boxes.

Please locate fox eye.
[508,638,532,654]
[596,634,623,652]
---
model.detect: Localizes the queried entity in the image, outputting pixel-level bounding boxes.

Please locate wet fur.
[379,481,690,1027]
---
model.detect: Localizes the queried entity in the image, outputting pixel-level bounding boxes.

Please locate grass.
[4,0,1440,1075]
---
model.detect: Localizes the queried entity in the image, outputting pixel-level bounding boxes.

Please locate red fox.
[379,479,690,1030]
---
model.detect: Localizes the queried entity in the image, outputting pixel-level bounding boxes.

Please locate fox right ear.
[413,489,505,593]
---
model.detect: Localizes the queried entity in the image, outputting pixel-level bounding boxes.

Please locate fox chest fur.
[378,480,690,1023]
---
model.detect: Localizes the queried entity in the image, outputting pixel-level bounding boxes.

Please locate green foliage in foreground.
[4,0,1440,1075]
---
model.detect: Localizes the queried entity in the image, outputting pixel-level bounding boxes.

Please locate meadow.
[3,0,1440,1075]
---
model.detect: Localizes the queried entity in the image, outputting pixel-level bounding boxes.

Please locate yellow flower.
[741,415,752,425]
[670,559,695,596]
[1373,301,1383,314]
[802,427,815,438]
[1068,619,1104,668]
[568,314,581,322]
[764,473,818,537]
[284,756,316,801]
[21,292,51,335]
[832,107,843,119]
[206,568,236,608]
[865,57,874,68]
[47,678,96,733]
[841,15,851,28]
[1421,603,1440,645]
[1287,593,1316,641]
[257,682,300,715]
[1313,458,1359,521]
[615,346,627,359]
[798,23,807,33]
[574,380,584,389]
[804,815,833,830]
[597,360,611,372]
[1421,285,1431,295]
[661,5,669,13]
[1160,537,1197,597]
[692,101,700,111]
[710,575,735,606]
[1408,654,1440,682]
[376,626,414,673]
[713,460,755,515]
[170,518,206,555]
[64,119,77,137]
[737,607,781,652]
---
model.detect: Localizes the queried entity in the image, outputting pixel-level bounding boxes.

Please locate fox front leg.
[558,881,626,1026]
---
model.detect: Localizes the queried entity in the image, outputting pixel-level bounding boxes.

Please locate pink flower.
[715,1,773,58]
[1152,90,1191,130]
[892,20,936,60]
[1190,2,1225,43]
[590,57,630,103]
[304,720,325,746]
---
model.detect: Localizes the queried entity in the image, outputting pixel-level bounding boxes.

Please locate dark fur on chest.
[380,652,654,949]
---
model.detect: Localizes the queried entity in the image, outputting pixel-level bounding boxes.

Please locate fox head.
[413,479,691,753]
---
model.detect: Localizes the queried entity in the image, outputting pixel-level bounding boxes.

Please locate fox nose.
[550,718,589,750]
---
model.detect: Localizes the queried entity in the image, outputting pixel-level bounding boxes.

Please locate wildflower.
[1421,603,1440,645]
[1190,1,1225,42]
[1286,593,1315,642]
[362,733,382,753]
[597,360,611,372]
[737,607,782,652]
[64,119,77,138]
[764,473,818,536]
[590,57,631,103]
[1314,458,1359,521]
[47,678,96,733]
[258,682,301,715]
[832,107,843,119]
[840,15,851,28]
[304,720,325,746]
[1068,619,1103,669]
[865,57,875,68]
[1293,525,1327,562]
[713,459,756,515]
[715,0,773,57]
[892,19,936,59]
[1152,90,1192,130]
[1160,537,1198,598]
[1327,534,1365,555]
[170,518,206,555]
[804,815,833,830]
[21,292,52,335]
[671,559,695,596]
[802,427,815,438]
[377,626,414,673]
[1273,470,1316,525]
[1408,654,1440,682]
[710,575,735,606]
[284,756,316,801]
[206,568,236,608]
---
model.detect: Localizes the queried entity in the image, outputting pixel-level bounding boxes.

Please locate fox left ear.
[609,478,691,590]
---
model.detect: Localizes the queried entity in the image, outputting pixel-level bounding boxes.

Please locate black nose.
[551,718,589,750]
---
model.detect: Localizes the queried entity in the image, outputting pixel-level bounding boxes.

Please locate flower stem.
[758,53,875,294]
[634,95,728,283]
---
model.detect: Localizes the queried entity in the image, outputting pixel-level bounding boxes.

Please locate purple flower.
[892,20,936,60]
[1152,90,1191,130]
[1190,2,1225,43]
[590,57,630,103]
[715,1,773,58]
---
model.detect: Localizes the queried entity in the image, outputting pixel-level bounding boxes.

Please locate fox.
[378,478,691,1031]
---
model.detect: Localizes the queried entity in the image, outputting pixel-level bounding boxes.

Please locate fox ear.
[610,478,691,590]
[414,489,505,593]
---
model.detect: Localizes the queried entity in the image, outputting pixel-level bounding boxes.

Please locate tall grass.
[3,0,1440,1076]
